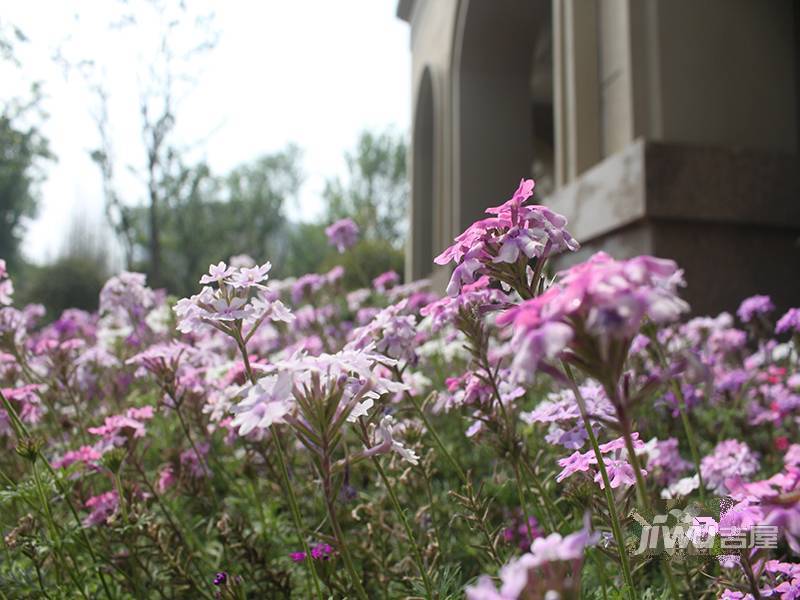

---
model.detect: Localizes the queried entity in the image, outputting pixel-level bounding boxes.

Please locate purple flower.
[213,572,228,586]
[644,438,692,486]
[522,382,615,450]
[776,308,800,335]
[82,491,119,527]
[700,439,760,494]
[289,543,334,563]
[737,294,774,323]
[325,218,360,253]
[434,178,578,296]
[372,270,400,293]
[99,271,155,322]
[200,261,235,285]
[231,263,272,290]
[347,300,418,364]
[310,543,333,560]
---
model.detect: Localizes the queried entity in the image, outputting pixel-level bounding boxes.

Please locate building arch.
[451,0,545,231]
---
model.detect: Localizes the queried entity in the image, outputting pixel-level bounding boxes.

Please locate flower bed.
[0,180,798,599]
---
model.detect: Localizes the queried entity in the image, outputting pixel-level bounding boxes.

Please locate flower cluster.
[435,179,579,297]
[556,433,647,489]
[500,251,689,381]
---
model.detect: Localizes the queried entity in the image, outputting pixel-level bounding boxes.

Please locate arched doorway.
[452,0,548,230]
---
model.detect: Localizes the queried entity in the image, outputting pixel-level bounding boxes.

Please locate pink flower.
[54,446,102,469]
[83,491,119,527]
[325,218,359,253]
[434,178,578,296]
[556,434,646,489]
[88,406,155,448]
[485,178,535,223]
[157,466,176,493]
[500,252,688,380]
[373,270,400,293]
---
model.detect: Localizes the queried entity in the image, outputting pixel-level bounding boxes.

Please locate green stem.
[231,326,323,600]
[40,455,114,599]
[564,364,636,600]
[511,458,535,542]
[113,471,128,523]
[34,561,53,600]
[650,337,706,499]
[615,399,681,600]
[322,458,369,600]
[406,391,466,483]
[133,462,214,599]
[591,549,610,600]
[270,425,325,600]
[372,458,434,599]
[519,456,563,532]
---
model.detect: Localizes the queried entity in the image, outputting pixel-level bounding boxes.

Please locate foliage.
[319,239,404,289]
[17,218,110,319]
[0,25,51,271]
[323,129,408,247]
[119,147,301,297]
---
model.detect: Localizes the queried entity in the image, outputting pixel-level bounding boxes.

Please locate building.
[397,0,800,315]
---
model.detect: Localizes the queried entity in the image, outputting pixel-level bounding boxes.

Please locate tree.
[123,146,302,297]
[0,25,51,270]
[323,130,408,248]
[21,216,110,319]
[62,0,218,286]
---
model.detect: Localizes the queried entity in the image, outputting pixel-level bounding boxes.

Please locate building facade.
[398,0,800,314]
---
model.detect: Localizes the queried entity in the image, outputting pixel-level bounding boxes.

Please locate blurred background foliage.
[1,13,408,317]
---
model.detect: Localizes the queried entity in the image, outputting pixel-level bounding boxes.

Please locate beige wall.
[653,0,797,153]
[404,0,459,280]
[560,0,798,185]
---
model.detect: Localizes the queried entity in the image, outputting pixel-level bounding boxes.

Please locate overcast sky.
[3,0,410,264]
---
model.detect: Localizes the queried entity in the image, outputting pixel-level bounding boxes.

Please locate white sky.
[2,0,410,264]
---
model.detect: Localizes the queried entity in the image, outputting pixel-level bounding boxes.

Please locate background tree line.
[1,8,408,319]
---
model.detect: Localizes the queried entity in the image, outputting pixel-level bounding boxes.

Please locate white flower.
[145,304,172,334]
[376,416,419,465]
[231,373,294,436]
[346,396,375,423]
[250,297,294,324]
[661,474,700,500]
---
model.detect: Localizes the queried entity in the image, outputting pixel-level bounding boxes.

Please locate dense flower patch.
[0,180,798,599]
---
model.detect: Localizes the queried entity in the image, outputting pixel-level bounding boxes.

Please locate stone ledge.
[544,139,800,242]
